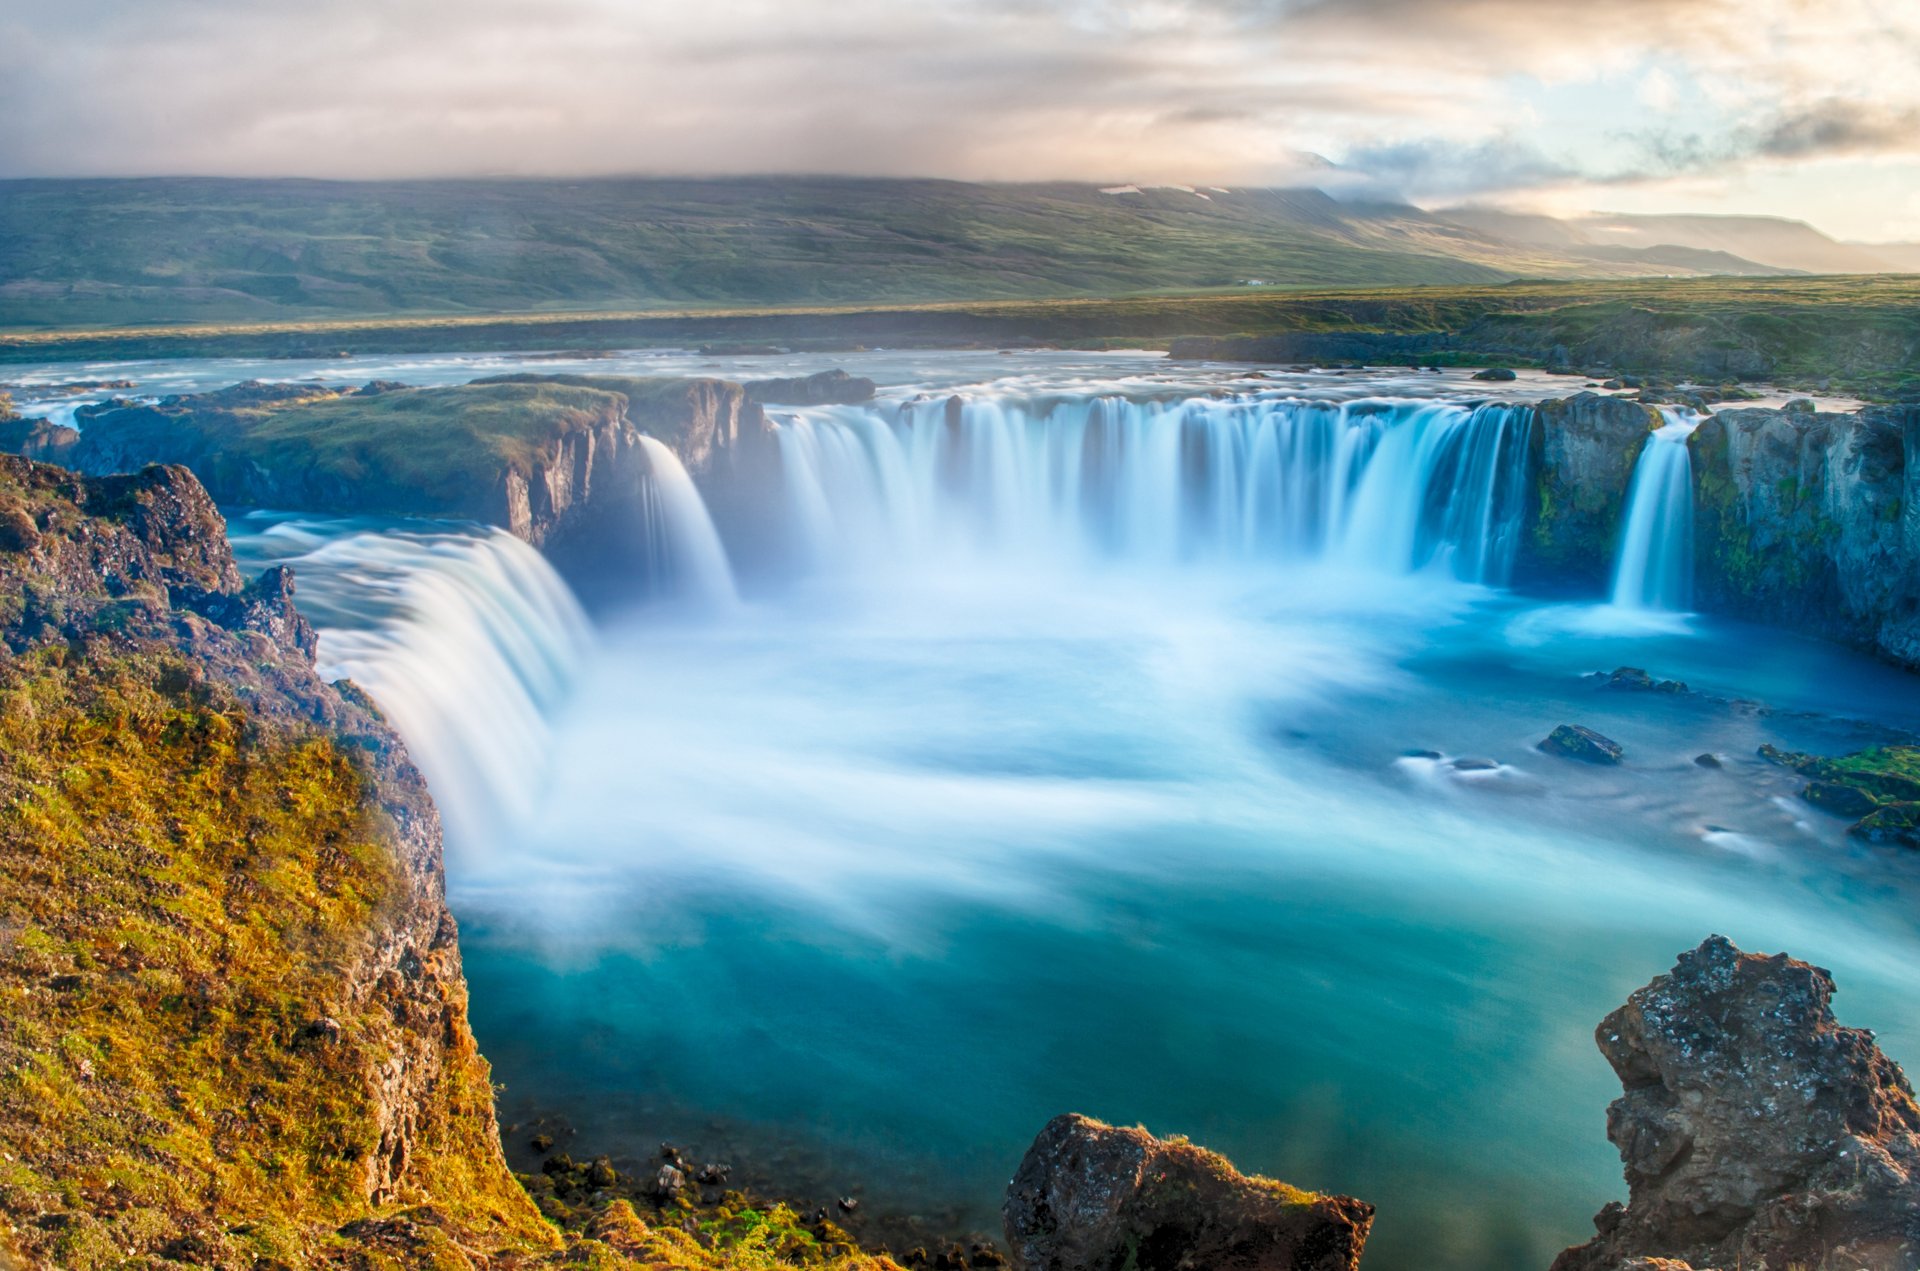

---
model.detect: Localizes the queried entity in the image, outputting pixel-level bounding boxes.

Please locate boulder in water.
[1853,802,1920,850]
[1541,724,1625,764]
[1003,1114,1372,1271]
[1471,367,1518,381]
[1552,935,1920,1271]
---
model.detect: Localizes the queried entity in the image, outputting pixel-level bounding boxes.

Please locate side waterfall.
[1609,409,1700,611]
[230,519,594,860]
[772,396,1535,584]
[637,435,740,609]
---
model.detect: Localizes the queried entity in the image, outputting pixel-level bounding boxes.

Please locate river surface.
[85,348,1920,1270]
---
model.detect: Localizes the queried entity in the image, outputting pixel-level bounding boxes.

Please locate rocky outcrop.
[5,376,774,587]
[745,368,878,406]
[1688,404,1920,667]
[1554,936,1920,1271]
[0,456,550,1261]
[1003,1114,1372,1271]
[1518,393,1658,587]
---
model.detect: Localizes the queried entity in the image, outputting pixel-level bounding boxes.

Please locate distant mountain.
[1442,207,1919,276]
[0,176,1903,330]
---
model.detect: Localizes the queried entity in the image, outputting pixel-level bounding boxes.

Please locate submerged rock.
[1553,936,1920,1271]
[1854,803,1920,850]
[1472,367,1518,381]
[1540,724,1625,764]
[1003,1114,1372,1271]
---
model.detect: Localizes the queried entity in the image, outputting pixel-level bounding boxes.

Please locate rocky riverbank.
[0,375,772,587]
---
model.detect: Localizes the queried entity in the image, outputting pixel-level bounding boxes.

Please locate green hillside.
[0,176,1781,330]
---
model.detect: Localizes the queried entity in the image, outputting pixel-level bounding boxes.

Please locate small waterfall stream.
[1609,408,1701,611]
[637,436,740,609]
[771,395,1536,585]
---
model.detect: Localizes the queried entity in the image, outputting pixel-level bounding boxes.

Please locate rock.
[1401,748,1443,760]
[1852,802,1920,850]
[1594,667,1690,695]
[1450,757,1501,772]
[1003,1114,1372,1271]
[837,1196,859,1214]
[1782,397,1817,414]
[1803,780,1880,819]
[1692,753,1723,769]
[530,1133,554,1154]
[652,1165,686,1198]
[1552,936,1920,1271]
[1688,404,1918,668]
[695,1162,732,1185]
[1471,367,1518,381]
[744,369,878,406]
[1518,394,1660,588]
[1540,724,1625,765]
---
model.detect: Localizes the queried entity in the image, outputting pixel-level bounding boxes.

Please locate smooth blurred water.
[213,355,1920,1271]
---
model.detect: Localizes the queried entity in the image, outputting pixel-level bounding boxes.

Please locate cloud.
[0,0,1917,239]
[1337,137,1578,199]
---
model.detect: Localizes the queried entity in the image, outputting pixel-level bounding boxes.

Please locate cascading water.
[1609,408,1701,611]
[227,518,593,860]
[637,435,740,609]
[771,395,1534,585]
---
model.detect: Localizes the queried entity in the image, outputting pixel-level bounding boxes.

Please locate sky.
[2,0,1918,241]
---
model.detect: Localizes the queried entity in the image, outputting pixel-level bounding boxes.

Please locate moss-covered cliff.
[0,457,898,1269]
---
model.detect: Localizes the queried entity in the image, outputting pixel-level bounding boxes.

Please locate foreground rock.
[1554,936,1920,1271]
[1003,1114,1372,1271]
[1541,724,1625,764]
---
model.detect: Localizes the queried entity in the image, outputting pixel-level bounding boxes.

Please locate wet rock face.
[1003,1115,1372,1271]
[1518,393,1658,588]
[1554,936,1920,1271]
[1689,404,1919,668]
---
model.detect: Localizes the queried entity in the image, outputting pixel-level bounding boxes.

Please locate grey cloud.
[1754,99,1920,158]
[1337,136,1579,197]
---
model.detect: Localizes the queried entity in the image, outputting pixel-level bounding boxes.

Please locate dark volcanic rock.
[1541,724,1625,764]
[1688,404,1920,669]
[744,368,877,406]
[1517,393,1659,588]
[1553,936,1920,1271]
[1003,1114,1372,1271]
[1472,366,1518,381]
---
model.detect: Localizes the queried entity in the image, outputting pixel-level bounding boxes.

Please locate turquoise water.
[200,352,1920,1270]
[452,566,1920,1271]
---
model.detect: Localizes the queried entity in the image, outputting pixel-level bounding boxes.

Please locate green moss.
[0,647,554,1266]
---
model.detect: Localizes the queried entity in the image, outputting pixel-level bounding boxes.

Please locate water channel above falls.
[168,351,1920,1271]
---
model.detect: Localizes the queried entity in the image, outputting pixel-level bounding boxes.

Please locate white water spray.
[231,520,594,861]
[1609,409,1701,612]
[772,395,1534,584]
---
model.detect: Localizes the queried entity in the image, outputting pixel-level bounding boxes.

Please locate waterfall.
[229,519,594,861]
[636,435,740,610]
[770,395,1534,584]
[1609,409,1701,611]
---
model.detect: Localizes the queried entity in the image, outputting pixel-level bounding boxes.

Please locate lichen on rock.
[1002,1114,1372,1271]
[1553,935,1920,1271]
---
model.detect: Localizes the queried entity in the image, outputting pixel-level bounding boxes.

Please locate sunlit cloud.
[1,0,1916,239]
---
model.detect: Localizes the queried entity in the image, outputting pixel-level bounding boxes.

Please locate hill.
[0,176,1851,330]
